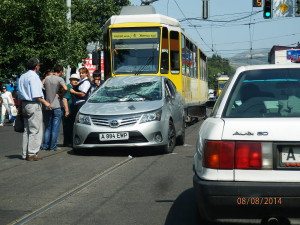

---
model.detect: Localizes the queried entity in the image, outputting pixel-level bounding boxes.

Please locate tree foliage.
[0,0,130,83]
[207,54,235,90]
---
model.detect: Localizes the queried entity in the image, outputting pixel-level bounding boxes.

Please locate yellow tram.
[216,75,229,97]
[102,5,208,119]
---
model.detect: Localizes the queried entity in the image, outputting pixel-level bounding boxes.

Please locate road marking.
[9,157,134,225]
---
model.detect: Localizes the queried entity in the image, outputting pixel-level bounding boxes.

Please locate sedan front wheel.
[162,120,176,154]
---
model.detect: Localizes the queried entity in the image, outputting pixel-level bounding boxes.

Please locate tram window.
[200,51,207,81]
[193,45,197,78]
[170,31,180,74]
[161,27,169,74]
[186,39,192,77]
[182,34,186,76]
[110,27,160,75]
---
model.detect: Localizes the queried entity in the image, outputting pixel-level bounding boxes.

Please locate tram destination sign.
[112,32,158,39]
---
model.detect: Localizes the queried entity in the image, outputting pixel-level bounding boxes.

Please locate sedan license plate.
[100,132,129,141]
[281,146,300,165]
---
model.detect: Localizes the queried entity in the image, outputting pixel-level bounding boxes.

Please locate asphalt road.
[0,120,257,225]
[0,120,202,225]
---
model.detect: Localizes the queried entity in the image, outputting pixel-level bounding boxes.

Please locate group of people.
[17,58,103,161]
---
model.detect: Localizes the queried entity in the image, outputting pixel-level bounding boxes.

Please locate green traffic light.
[265,12,271,17]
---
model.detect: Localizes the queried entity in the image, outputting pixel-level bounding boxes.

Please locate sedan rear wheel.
[162,120,176,154]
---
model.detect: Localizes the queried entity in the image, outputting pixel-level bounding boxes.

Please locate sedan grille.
[90,115,141,128]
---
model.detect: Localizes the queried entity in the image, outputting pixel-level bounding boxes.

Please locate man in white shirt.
[18,58,52,161]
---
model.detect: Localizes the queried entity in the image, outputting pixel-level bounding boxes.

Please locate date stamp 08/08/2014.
[236,197,282,206]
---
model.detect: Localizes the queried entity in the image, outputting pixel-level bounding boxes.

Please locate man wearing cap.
[18,58,52,161]
[62,73,80,147]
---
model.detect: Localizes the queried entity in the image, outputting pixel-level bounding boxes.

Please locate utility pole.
[66,0,71,83]
[66,0,71,24]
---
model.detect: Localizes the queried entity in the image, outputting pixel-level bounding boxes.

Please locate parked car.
[73,75,185,153]
[208,89,216,101]
[193,64,300,225]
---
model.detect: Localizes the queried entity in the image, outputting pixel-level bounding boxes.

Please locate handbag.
[10,106,18,117]
[9,106,18,120]
[13,114,24,132]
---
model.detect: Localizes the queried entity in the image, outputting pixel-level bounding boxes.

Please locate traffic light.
[263,0,272,19]
[253,0,262,7]
[296,0,300,17]
[202,0,209,19]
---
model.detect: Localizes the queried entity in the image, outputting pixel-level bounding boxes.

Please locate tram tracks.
[8,156,135,225]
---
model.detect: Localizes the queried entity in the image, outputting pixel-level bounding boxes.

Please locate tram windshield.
[111,27,160,75]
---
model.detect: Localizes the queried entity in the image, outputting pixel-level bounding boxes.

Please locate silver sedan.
[73,75,185,154]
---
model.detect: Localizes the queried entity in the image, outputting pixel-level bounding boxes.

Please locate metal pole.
[66,0,71,83]
[66,0,71,24]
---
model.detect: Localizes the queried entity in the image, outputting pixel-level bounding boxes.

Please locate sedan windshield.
[111,27,160,74]
[224,68,300,118]
[88,76,162,103]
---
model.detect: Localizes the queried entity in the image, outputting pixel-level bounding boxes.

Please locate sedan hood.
[80,100,163,116]
[222,118,300,141]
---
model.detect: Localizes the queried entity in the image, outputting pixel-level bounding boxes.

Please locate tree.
[0,0,130,83]
[207,54,235,90]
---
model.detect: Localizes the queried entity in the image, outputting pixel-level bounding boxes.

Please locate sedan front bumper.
[73,119,169,149]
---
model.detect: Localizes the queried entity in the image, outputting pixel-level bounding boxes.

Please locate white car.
[208,89,216,101]
[193,64,300,225]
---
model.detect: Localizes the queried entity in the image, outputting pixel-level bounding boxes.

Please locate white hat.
[70,73,80,80]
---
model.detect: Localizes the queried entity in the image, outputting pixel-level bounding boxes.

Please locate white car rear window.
[224,68,300,118]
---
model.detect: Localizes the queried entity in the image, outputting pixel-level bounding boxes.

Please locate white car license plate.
[281,146,300,163]
[99,132,129,141]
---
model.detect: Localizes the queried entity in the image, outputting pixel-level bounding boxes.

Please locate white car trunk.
[221,118,300,182]
[222,118,300,141]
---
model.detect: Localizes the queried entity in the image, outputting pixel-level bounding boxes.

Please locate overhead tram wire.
[202,32,300,50]
[210,22,215,53]
[172,0,214,53]
[177,9,262,55]
[179,11,262,23]
[182,13,299,29]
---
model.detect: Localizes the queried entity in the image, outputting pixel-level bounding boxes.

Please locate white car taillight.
[203,141,262,170]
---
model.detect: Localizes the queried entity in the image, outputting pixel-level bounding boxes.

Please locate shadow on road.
[164,188,202,225]
[5,154,23,160]
[164,188,258,225]
[67,146,166,158]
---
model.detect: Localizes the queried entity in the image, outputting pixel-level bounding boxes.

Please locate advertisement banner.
[287,50,300,63]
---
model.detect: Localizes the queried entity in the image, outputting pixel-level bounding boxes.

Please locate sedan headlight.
[140,109,162,124]
[77,113,91,125]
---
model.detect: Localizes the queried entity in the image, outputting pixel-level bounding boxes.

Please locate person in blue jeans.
[41,65,68,151]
